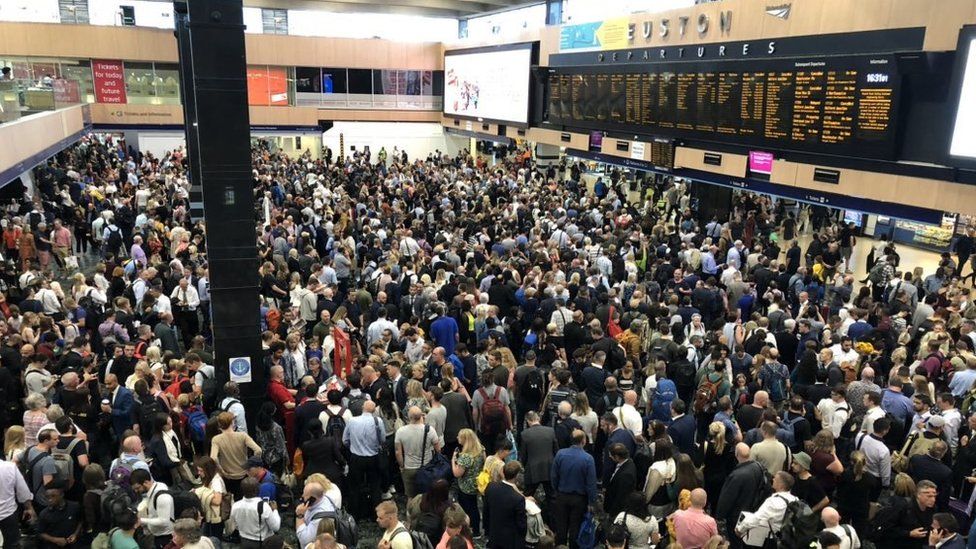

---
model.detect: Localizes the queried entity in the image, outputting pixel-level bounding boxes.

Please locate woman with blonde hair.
[4,425,26,462]
[702,421,735,506]
[571,392,599,447]
[304,472,343,509]
[145,346,165,382]
[405,379,429,414]
[835,450,872,533]
[451,429,485,537]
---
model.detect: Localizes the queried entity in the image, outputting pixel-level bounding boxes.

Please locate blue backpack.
[186,407,209,442]
[651,379,678,424]
[780,414,805,450]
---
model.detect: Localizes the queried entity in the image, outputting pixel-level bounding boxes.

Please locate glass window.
[152,63,180,104]
[421,71,433,96]
[295,67,321,93]
[124,62,156,104]
[347,69,372,94]
[261,8,288,35]
[60,59,94,103]
[321,68,347,94]
[402,71,421,96]
[433,70,445,96]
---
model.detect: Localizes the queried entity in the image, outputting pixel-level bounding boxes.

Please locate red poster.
[247,66,288,106]
[92,59,127,104]
[53,79,80,104]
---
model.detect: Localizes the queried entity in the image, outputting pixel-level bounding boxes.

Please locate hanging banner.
[92,60,127,104]
[559,18,630,52]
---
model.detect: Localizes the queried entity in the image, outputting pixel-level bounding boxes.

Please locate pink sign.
[92,59,127,104]
[749,151,774,175]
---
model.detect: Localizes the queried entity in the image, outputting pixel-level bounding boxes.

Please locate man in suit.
[520,411,558,516]
[667,399,698,458]
[604,443,637,518]
[153,312,181,356]
[908,440,953,512]
[101,373,135,439]
[551,429,598,547]
[484,460,528,549]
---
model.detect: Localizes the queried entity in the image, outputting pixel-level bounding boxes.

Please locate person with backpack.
[231,477,282,548]
[51,416,88,502]
[513,351,545,439]
[735,471,801,546]
[218,381,248,434]
[759,349,791,408]
[377,500,423,549]
[130,468,174,548]
[472,371,512,455]
[24,427,60,514]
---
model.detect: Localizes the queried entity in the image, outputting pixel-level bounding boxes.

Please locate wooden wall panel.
[674,147,746,178]
[769,160,799,186]
[849,0,894,33]
[921,0,975,51]
[815,0,856,36]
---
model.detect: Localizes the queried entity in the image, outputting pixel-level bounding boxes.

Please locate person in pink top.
[50,219,72,274]
[670,488,719,549]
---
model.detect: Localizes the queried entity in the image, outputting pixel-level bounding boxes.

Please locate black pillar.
[174,0,264,431]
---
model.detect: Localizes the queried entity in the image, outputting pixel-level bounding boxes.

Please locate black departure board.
[545,54,901,159]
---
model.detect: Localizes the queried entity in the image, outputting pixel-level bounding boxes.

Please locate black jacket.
[483,481,527,549]
[668,414,698,458]
[301,435,346,484]
[908,454,953,512]
[715,460,766,524]
[604,458,637,518]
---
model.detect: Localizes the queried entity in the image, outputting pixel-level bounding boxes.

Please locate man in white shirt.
[829,337,859,368]
[821,507,860,549]
[612,390,643,438]
[398,230,421,259]
[170,277,201,339]
[817,385,850,439]
[231,477,281,545]
[376,500,412,549]
[0,455,35,546]
[937,392,963,454]
[131,468,173,546]
[735,472,799,546]
[295,481,336,548]
[860,392,886,434]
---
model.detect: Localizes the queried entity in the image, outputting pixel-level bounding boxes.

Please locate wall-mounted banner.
[92,60,127,104]
[631,141,645,160]
[560,18,630,52]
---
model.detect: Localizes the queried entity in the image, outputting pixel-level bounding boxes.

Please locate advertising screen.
[949,31,976,162]
[749,151,775,175]
[444,45,533,125]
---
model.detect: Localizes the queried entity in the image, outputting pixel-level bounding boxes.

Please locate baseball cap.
[927,416,946,430]
[245,456,266,469]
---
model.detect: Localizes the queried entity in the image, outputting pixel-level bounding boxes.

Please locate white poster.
[229,356,252,383]
[631,142,645,160]
[444,47,532,124]
[951,39,976,159]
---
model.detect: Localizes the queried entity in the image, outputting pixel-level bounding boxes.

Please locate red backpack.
[478,387,509,432]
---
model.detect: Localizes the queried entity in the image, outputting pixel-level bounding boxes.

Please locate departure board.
[545,54,900,159]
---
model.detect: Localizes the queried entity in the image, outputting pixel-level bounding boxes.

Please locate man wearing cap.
[790,452,830,513]
[246,456,278,502]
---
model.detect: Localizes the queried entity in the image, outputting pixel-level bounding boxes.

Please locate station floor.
[792,231,949,281]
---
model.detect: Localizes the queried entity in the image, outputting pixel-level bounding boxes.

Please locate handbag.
[577,511,598,549]
[293,447,305,477]
[415,424,452,493]
[891,431,919,473]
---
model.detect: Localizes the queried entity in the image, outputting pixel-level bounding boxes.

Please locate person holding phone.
[926,513,964,549]
[295,481,333,548]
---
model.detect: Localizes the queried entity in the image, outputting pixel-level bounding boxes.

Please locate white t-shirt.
[816,398,850,438]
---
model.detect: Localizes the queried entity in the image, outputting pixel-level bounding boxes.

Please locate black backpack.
[865,496,908,543]
[413,510,442,544]
[324,406,347,439]
[520,368,544,403]
[138,396,163,435]
[198,370,219,413]
[310,494,358,547]
[106,226,123,251]
[774,496,820,549]
[152,490,200,521]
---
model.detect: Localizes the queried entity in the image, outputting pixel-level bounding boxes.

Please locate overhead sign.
[560,18,630,52]
[229,356,252,383]
[92,60,127,104]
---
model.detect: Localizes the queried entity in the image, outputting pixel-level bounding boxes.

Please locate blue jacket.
[110,386,136,438]
[551,446,597,504]
[668,414,698,458]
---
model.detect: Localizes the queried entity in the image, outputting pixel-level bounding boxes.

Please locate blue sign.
[229,357,252,383]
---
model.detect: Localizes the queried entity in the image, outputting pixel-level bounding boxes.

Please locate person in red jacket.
[267,364,297,455]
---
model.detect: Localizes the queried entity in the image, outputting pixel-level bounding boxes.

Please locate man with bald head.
[671,488,718,548]
[295,481,332,548]
[110,434,150,478]
[821,507,860,549]
[395,406,440,498]
[611,390,643,438]
[342,399,386,520]
[715,443,767,546]
[102,373,135,438]
[737,390,768,433]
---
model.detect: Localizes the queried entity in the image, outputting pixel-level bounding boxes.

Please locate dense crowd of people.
[0,131,974,549]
